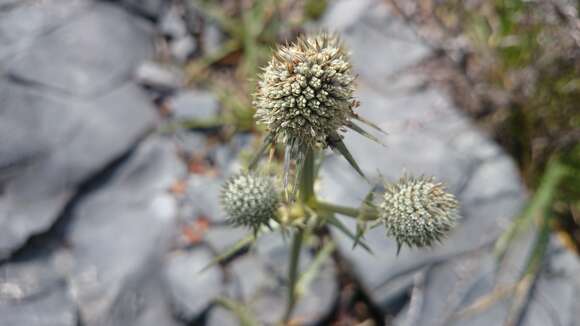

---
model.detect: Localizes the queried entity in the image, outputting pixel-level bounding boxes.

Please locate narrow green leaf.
[296,241,335,293]
[200,234,254,272]
[494,159,569,262]
[300,146,315,203]
[327,215,373,254]
[353,114,388,135]
[353,192,375,250]
[348,122,385,146]
[331,140,367,180]
[283,230,304,322]
[215,297,261,326]
[248,134,273,171]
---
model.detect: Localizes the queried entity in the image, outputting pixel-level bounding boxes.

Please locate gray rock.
[401,236,580,326]
[520,246,580,326]
[163,246,224,321]
[0,288,77,326]
[168,89,220,121]
[6,2,153,97]
[119,0,167,19]
[323,0,430,90]
[136,61,184,91]
[0,247,77,326]
[67,137,183,326]
[0,0,92,66]
[184,175,226,222]
[322,0,375,31]
[170,36,196,63]
[159,5,187,38]
[206,306,239,326]
[0,80,156,259]
[203,22,224,57]
[205,225,248,254]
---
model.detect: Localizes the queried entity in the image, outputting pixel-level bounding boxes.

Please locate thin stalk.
[316,200,359,218]
[300,146,315,203]
[316,200,379,221]
[283,229,303,323]
[283,147,315,323]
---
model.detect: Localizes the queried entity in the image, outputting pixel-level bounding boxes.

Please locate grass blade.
[327,214,373,254]
[330,139,366,180]
[200,233,254,272]
[215,297,261,326]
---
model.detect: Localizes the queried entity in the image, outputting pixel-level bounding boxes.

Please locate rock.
[202,22,224,57]
[399,237,580,326]
[167,89,220,121]
[184,175,226,222]
[0,247,77,326]
[0,80,156,259]
[118,0,167,20]
[5,2,153,97]
[321,0,375,31]
[159,4,187,38]
[322,0,429,90]
[0,288,77,326]
[136,61,184,91]
[209,134,254,174]
[66,137,183,326]
[206,306,239,326]
[163,246,224,321]
[170,36,197,63]
[205,225,248,254]
[0,0,91,66]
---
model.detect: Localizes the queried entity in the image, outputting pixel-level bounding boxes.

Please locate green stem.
[282,146,315,323]
[300,146,315,203]
[317,200,359,218]
[283,230,303,323]
[316,200,379,221]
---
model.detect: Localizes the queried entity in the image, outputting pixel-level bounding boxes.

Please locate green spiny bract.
[380,175,459,250]
[253,33,356,149]
[220,173,280,231]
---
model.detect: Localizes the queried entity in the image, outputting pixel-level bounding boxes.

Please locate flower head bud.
[220,173,280,231]
[380,176,459,251]
[253,33,356,148]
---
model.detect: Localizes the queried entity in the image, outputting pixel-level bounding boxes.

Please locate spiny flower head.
[220,173,280,231]
[380,175,459,251]
[253,33,356,148]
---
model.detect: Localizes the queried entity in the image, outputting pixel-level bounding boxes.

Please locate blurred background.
[0,0,578,325]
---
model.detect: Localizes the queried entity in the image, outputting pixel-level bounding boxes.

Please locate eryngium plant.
[220,173,280,232]
[214,33,461,324]
[252,33,384,187]
[381,176,459,252]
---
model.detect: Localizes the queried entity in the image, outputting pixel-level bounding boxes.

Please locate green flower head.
[220,173,280,231]
[380,175,459,251]
[254,33,356,149]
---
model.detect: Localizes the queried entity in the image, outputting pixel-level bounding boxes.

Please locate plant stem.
[316,200,359,218]
[300,146,316,203]
[316,200,379,221]
[283,146,315,323]
[283,230,303,323]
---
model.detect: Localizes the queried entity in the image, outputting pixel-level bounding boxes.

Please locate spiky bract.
[220,174,280,231]
[380,176,459,250]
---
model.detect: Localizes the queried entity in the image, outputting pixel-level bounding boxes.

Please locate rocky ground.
[0,0,578,325]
